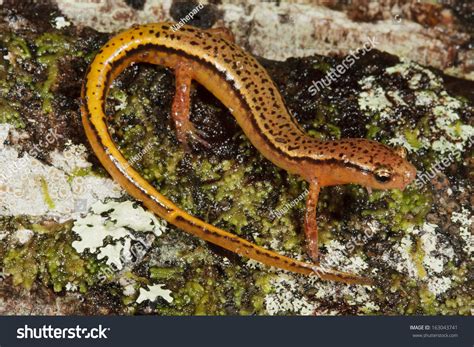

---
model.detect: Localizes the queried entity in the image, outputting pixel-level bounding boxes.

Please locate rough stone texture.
[0,1,472,316]
[55,0,473,79]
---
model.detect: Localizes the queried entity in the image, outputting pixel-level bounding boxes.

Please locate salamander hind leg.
[171,61,210,149]
[305,179,321,262]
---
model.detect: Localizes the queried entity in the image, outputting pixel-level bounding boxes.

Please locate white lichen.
[358,77,393,120]
[14,228,34,244]
[65,282,78,292]
[427,276,452,297]
[415,90,436,107]
[72,200,168,270]
[0,230,8,241]
[361,301,380,313]
[385,223,459,297]
[384,234,417,278]
[264,274,315,315]
[136,284,173,304]
[384,66,473,158]
[385,60,442,89]
[49,142,91,174]
[0,124,122,221]
[382,59,473,163]
[92,200,165,235]
[53,16,71,29]
[323,240,369,274]
[72,213,130,253]
[419,223,454,275]
[388,134,418,153]
[451,207,473,256]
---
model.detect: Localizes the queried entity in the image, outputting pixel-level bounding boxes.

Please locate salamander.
[81,22,417,286]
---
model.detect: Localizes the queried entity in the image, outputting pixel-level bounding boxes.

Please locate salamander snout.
[370,148,417,190]
[398,160,417,189]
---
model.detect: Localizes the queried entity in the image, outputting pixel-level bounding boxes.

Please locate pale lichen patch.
[385,60,442,90]
[49,142,91,174]
[427,276,452,297]
[65,282,78,292]
[323,240,369,274]
[72,200,168,270]
[358,76,393,120]
[385,65,473,159]
[382,234,418,278]
[264,274,315,315]
[97,240,128,270]
[419,223,454,275]
[388,133,419,153]
[0,124,122,221]
[0,230,8,241]
[136,284,173,304]
[14,228,34,244]
[53,16,70,29]
[92,200,165,235]
[451,207,473,256]
[384,222,460,298]
[415,90,436,107]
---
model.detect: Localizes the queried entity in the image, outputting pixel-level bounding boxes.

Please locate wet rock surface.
[0,2,472,315]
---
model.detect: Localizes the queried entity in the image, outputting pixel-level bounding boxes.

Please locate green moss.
[34,32,78,114]
[34,32,72,56]
[419,286,437,314]
[412,238,427,279]
[184,280,207,314]
[4,245,38,289]
[150,267,184,281]
[39,176,55,209]
[67,167,93,183]
[36,55,59,114]
[201,164,275,235]
[366,124,381,139]
[311,61,331,73]
[3,224,101,292]
[441,290,472,315]
[404,129,422,149]
[0,102,25,128]
[326,123,341,139]
[363,187,432,231]
[5,35,32,59]
[255,273,276,295]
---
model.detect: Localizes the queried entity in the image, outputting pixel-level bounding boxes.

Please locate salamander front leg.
[305,179,321,262]
[171,61,210,149]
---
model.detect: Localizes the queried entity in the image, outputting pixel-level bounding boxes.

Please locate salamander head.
[346,140,416,190]
[312,139,416,190]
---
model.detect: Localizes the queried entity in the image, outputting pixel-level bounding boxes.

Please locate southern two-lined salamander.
[81,23,416,285]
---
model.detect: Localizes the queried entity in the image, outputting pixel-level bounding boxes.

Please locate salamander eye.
[374,166,392,183]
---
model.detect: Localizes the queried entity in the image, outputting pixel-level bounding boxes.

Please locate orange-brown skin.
[81,23,417,286]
